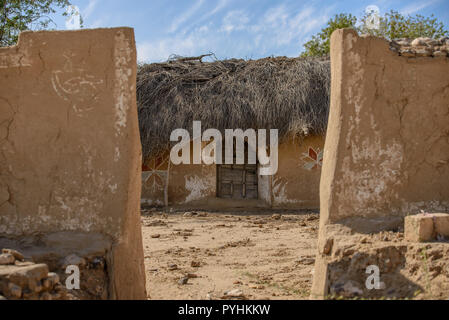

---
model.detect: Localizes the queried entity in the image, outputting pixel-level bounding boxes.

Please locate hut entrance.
[217,164,258,199]
[217,140,258,199]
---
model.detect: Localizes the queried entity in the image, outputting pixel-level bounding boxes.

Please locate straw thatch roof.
[137,55,330,160]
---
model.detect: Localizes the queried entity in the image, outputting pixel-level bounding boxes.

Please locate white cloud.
[137,28,211,62]
[83,0,99,20]
[249,4,329,47]
[210,0,230,16]
[221,10,250,33]
[169,0,205,33]
[137,2,334,62]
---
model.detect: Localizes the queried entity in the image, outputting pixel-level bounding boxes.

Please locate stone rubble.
[0,249,71,300]
[0,249,109,300]
[389,37,449,57]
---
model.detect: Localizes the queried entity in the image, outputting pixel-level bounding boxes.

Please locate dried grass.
[137,55,330,159]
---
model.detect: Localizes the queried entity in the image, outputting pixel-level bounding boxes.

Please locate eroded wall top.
[0,28,141,238]
[321,29,449,225]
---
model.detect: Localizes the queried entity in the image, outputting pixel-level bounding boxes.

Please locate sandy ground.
[141,209,319,300]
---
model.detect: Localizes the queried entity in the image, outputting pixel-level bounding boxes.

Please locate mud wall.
[0,28,146,299]
[312,29,449,298]
[272,135,324,209]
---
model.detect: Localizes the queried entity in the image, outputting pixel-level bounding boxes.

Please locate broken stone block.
[0,254,15,265]
[405,213,449,242]
[2,249,24,261]
[405,214,434,242]
[3,264,49,288]
[433,213,449,237]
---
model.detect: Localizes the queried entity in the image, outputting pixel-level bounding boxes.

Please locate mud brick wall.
[0,28,146,299]
[312,29,449,298]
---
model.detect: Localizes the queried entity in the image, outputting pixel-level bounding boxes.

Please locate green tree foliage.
[0,0,80,47]
[301,10,449,57]
[301,13,357,57]
[359,10,449,40]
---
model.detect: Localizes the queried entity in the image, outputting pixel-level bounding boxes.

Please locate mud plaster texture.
[312,29,449,299]
[0,28,146,299]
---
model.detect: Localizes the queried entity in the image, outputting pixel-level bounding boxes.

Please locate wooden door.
[217,164,258,199]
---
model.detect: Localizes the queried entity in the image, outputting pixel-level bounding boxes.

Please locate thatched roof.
[137,55,330,160]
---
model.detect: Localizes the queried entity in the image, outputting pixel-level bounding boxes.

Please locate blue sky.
[51,0,449,62]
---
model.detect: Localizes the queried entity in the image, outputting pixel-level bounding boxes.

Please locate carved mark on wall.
[51,52,104,115]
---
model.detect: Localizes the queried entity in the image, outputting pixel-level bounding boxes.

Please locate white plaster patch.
[114,147,121,162]
[184,174,214,203]
[272,177,302,205]
[337,136,404,215]
[113,31,133,136]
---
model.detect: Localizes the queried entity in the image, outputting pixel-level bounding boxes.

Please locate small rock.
[151,234,161,239]
[395,38,411,46]
[433,51,447,57]
[411,37,432,47]
[43,272,60,289]
[331,280,363,298]
[296,257,315,265]
[178,276,189,285]
[272,214,281,220]
[191,261,201,268]
[168,264,178,271]
[250,284,265,290]
[322,238,334,255]
[187,273,198,279]
[8,283,22,298]
[198,212,208,217]
[223,289,244,298]
[29,279,44,293]
[438,37,449,45]
[233,280,242,285]
[415,48,432,57]
[62,254,86,268]
[0,253,15,265]
[400,49,415,57]
[40,292,52,301]
[2,249,24,261]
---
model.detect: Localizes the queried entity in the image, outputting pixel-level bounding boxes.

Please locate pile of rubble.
[390,37,449,57]
[0,248,109,300]
[324,213,449,299]
[0,249,70,300]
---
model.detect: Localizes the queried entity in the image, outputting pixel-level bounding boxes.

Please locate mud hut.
[137,55,330,209]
